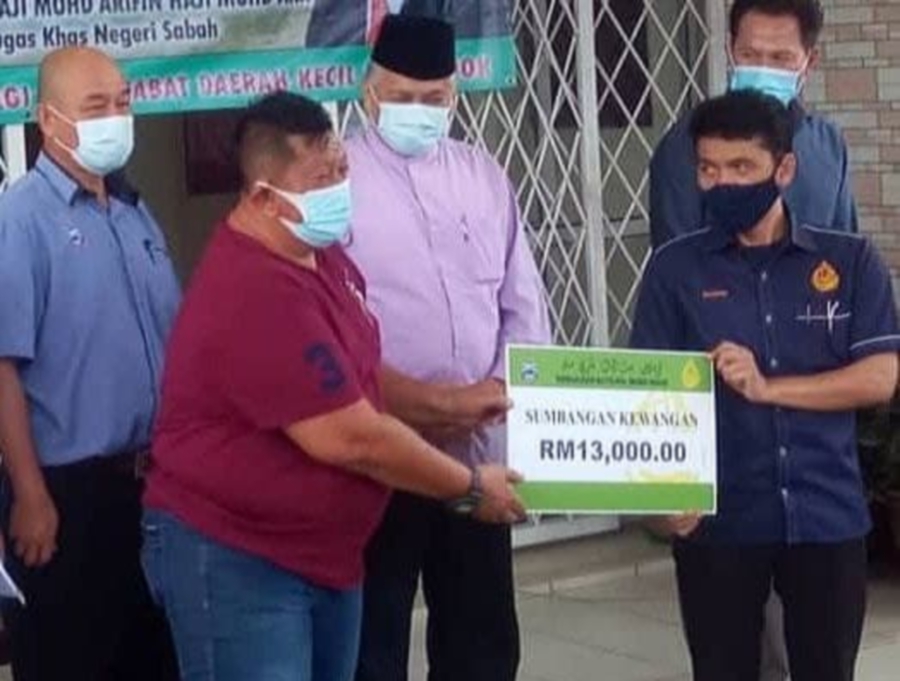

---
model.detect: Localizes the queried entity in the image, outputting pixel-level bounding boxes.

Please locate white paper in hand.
[0,560,25,606]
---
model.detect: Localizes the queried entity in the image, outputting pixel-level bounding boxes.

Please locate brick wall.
[804,0,900,288]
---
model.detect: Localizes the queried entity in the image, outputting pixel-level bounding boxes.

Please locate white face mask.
[257,180,353,249]
[374,100,452,157]
[50,106,134,177]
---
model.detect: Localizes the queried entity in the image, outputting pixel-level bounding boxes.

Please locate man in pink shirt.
[346,15,551,681]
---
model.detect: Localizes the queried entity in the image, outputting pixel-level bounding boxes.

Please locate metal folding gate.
[481,0,725,544]
[0,1,727,545]
[465,0,725,349]
[0,127,26,193]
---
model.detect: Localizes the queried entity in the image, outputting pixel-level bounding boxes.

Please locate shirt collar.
[35,152,140,206]
[700,209,818,254]
[789,99,807,127]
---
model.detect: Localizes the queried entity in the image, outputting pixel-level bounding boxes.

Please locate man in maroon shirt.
[141,92,525,681]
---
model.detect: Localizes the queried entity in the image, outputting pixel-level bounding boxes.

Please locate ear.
[726,36,735,62]
[806,47,821,72]
[362,84,379,123]
[448,82,459,114]
[775,152,797,189]
[36,103,58,143]
[248,184,280,219]
[39,103,78,149]
[256,184,304,224]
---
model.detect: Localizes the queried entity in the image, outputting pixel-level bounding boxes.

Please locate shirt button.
[765,314,774,325]
[770,358,779,369]
[781,488,789,500]
[779,446,788,458]
[761,271,769,282]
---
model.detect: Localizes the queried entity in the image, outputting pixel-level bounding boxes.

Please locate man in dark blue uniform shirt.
[633,91,899,681]
[650,5,857,677]
[650,0,856,249]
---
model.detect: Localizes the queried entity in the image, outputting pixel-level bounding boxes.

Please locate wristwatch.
[447,468,484,516]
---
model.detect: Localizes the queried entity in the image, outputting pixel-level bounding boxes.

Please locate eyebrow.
[725,158,755,167]
[82,93,111,105]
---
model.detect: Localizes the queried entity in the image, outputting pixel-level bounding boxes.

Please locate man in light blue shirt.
[650,0,856,249]
[0,47,180,681]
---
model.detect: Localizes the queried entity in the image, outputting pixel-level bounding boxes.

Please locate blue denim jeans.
[141,509,362,681]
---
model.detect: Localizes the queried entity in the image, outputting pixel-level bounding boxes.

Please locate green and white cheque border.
[506,345,718,515]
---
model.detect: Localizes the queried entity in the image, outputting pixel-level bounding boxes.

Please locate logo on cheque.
[521,362,539,384]
[681,360,702,390]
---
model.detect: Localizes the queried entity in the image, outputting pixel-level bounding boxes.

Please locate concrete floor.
[406,534,900,681]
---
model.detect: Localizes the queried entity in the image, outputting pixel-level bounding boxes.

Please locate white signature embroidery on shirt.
[795,300,852,335]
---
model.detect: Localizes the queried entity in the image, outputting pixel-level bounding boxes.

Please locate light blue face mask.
[261,180,353,249]
[728,64,805,105]
[376,101,452,157]
[52,107,135,176]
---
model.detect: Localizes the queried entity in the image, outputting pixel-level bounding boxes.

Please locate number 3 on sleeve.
[304,343,347,394]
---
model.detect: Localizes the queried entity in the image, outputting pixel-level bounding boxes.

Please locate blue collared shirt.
[0,154,181,467]
[649,103,858,248]
[631,223,900,544]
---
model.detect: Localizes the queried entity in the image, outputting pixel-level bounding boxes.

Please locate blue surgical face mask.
[260,180,353,249]
[728,64,805,105]
[51,106,134,176]
[376,101,452,157]
[702,178,781,237]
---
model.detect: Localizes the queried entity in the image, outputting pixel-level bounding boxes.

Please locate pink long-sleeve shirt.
[345,128,551,465]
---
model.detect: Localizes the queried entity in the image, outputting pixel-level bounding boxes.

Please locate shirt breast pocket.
[141,239,171,267]
[137,237,181,327]
[792,298,852,367]
[456,215,504,288]
[139,238,177,281]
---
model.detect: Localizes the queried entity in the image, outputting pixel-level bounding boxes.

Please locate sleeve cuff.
[490,356,507,382]
[0,343,35,363]
[850,335,900,360]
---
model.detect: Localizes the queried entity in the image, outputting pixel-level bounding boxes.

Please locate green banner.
[0,2,516,124]
[508,346,714,393]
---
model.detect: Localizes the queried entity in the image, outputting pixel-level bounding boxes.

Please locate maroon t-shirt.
[144,225,389,589]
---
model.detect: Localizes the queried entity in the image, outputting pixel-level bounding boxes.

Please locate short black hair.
[730,0,824,50]
[690,91,794,159]
[234,91,333,189]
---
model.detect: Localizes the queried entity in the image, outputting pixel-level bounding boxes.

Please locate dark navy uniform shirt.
[631,223,900,545]
[650,103,857,249]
